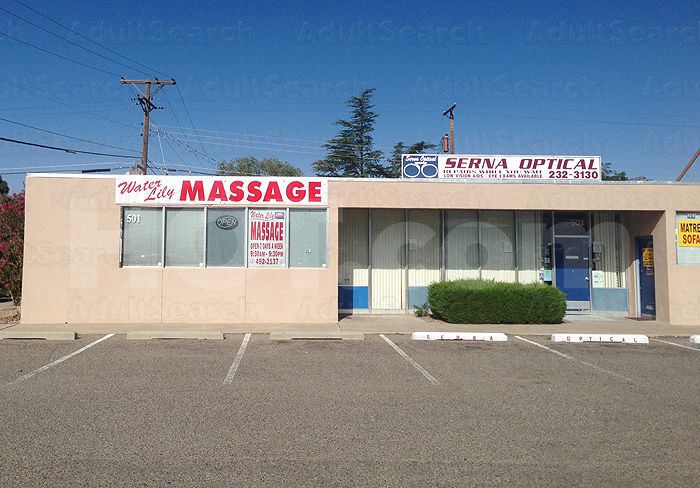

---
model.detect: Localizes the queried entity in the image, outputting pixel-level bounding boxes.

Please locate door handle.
[585,277,589,281]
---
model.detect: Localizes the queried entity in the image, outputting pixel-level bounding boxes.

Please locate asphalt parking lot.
[1,334,698,487]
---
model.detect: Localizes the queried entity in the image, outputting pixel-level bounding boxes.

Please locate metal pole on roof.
[676,148,700,181]
[442,103,456,154]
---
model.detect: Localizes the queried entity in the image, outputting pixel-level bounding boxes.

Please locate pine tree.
[384,140,437,178]
[313,88,383,177]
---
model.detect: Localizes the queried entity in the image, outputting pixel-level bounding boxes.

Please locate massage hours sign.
[248,209,286,267]
[116,176,328,268]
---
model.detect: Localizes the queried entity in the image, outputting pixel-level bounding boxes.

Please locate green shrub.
[428,279,566,324]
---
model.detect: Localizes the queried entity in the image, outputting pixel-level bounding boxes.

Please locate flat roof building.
[19,173,700,327]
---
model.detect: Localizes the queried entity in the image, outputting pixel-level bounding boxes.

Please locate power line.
[152,124,219,164]
[160,92,203,167]
[0,136,140,158]
[1,161,131,171]
[156,124,331,146]
[0,78,137,130]
[10,0,168,78]
[175,85,212,166]
[1,166,131,175]
[0,30,120,77]
[0,5,151,77]
[163,129,325,151]
[0,116,139,153]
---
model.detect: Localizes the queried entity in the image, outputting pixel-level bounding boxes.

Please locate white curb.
[551,333,649,344]
[690,335,700,344]
[411,332,508,342]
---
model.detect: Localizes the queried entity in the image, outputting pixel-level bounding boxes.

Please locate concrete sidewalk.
[4,314,699,337]
[337,314,699,337]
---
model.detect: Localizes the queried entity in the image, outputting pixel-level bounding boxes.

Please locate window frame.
[119,205,328,269]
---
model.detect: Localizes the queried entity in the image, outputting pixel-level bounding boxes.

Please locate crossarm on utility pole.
[120,78,177,175]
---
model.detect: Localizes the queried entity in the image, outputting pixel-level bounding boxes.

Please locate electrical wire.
[0,116,139,153]
[162,130,326,151]
[160,92,202,167]
[0,136,140,158]
[10,0,169,78]
[0,5,152,77]
[1,166,131,175]
[0,79,138,130]
[158,125,330,145]
[0,30,120,77]
[175,85,212,166]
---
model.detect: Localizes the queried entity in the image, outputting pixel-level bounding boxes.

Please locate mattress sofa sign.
[116,176,328,206]
[401,154,601,181]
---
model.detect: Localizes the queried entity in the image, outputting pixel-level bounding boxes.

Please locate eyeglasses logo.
[401,155,439,178]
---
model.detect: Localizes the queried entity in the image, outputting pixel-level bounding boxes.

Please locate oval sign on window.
[215,215,238,230]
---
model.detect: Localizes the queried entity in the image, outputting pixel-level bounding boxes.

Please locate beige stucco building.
[20,173,700,327]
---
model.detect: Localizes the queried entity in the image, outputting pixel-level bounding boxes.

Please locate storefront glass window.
[165,208,204,267]
[289,209,327,268]
[444,210,479,280]
[207,208,245,267]
[517,211,545,283]
[122,207,163,266]
[591,212,627,287]
[481,211,516,282]
[338,209,368,286]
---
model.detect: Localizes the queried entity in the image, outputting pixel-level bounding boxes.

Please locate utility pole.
[120,78,176,175]
[676,148,700,181]
[442,103,456,154]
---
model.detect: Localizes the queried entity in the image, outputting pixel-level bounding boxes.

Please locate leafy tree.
[0,192,24,305]
[217,156,303,177]
[601,162,628,181]
[0,175,8,195]
[384,140,438,178]
[313,88,384,177]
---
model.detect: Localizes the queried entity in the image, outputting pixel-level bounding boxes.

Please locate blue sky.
[0,0,699,191]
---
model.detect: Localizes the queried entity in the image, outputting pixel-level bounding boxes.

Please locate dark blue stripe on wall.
[338,286,368,309]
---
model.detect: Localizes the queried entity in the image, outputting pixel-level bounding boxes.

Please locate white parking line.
[651,338,700,352]
[514,335,640,386]
[380,334,439,386]
[9,334,115,385]
[223,333,251,385]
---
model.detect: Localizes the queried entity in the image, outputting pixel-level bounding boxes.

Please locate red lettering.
[208,180,228,201]
[263,181,283,202]
[229,181,244,202]
[308,181,322,202]
[247,181,262,202]
[179,180,205,201]
[286,181,305,202]
[445,158,457,169]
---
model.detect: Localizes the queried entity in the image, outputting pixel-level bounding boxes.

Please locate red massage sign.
[115,176,328,206]
[248,209,286,267]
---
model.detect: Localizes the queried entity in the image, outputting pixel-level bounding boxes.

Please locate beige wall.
[21,176,338,325]
[20,175,700,326]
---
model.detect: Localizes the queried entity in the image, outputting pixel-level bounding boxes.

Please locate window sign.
[676,212,700,264]
[248,209,286,267]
